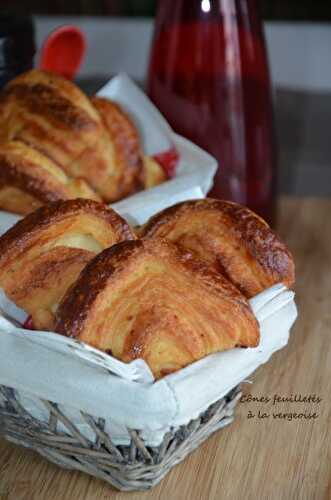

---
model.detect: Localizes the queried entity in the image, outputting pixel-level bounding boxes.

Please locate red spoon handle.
[40,25,86,80]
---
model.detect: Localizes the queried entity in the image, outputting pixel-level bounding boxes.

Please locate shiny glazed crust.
[0,199,136,329]
[0,69,101,150]
[0,140,101,214]
[0,70,123,200]
[0,69,168,206]
[140,199,295,298]
[55,239,259,379]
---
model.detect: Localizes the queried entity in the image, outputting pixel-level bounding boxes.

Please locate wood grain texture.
[0,196,330,500]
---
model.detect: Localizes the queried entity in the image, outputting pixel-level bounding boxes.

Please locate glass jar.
[148,0,277,225]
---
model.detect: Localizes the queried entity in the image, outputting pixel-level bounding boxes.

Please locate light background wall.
[35,17,331,92]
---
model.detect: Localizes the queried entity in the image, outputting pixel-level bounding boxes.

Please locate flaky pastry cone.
[55,239,259,379]
[140,199,295,298]
[91,98,166,198]
[0,70,167,205]
[0,70,137,201]
[90,96,143,200]
[0,140,100,214]
[0,199,135,330]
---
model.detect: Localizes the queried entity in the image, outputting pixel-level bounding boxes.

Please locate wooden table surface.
[0,197,330,500]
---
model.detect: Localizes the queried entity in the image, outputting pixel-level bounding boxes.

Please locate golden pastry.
[90,96,143,200]
[140,199,295,298]
[0,199,135,330]
[55,239,259,379]
[93,98,166,193]
[0,70,166,204]
[0,70,131,201]
[0,140,100,214]
[0,70,109,196]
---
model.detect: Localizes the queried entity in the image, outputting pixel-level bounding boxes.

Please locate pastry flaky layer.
[0,140,101,214]
[55,239,259,379]
[0,70,108,194]
[139,199,295,298]
[90,97,143,200]
[0,69,166,209]
[0,199,136,330]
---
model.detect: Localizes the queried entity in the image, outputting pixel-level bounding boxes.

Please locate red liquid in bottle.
[148,0,277,225]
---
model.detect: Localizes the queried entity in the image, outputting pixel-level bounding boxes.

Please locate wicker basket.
[0,383,242,491]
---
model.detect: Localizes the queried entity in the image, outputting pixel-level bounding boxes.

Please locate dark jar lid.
[0,13,35,70]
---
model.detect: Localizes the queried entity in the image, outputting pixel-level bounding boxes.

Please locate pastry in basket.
[0,140,101,215]
[90,96,143,200]
[89,97,166,195]
[91,97,166,199]
[0,199,135,330]
[0,69,166,204]
[0,70,105,192]
[55,239,259,379]
[139,199,295,298]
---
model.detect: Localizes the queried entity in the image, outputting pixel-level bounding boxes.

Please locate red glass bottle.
[147,0,277,225]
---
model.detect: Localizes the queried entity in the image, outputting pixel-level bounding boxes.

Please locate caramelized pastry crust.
[0,69,168,206]
[140,199,295,298]
[0,69,101,157]
[55,239,259,378]
[0,140,100,214]
[93,98,166,194]
[0,70,130,201]
[0,199,136,329]
[91,97,143,200]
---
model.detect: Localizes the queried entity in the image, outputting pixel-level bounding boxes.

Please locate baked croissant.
[0,140,101,214]
[0,70,166,204]
[91,98,166,196]
[0,199,135,330]
[55,239,259,379]
[0,70,108,192]
[140,199,295,298]
[90,96,143,200]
